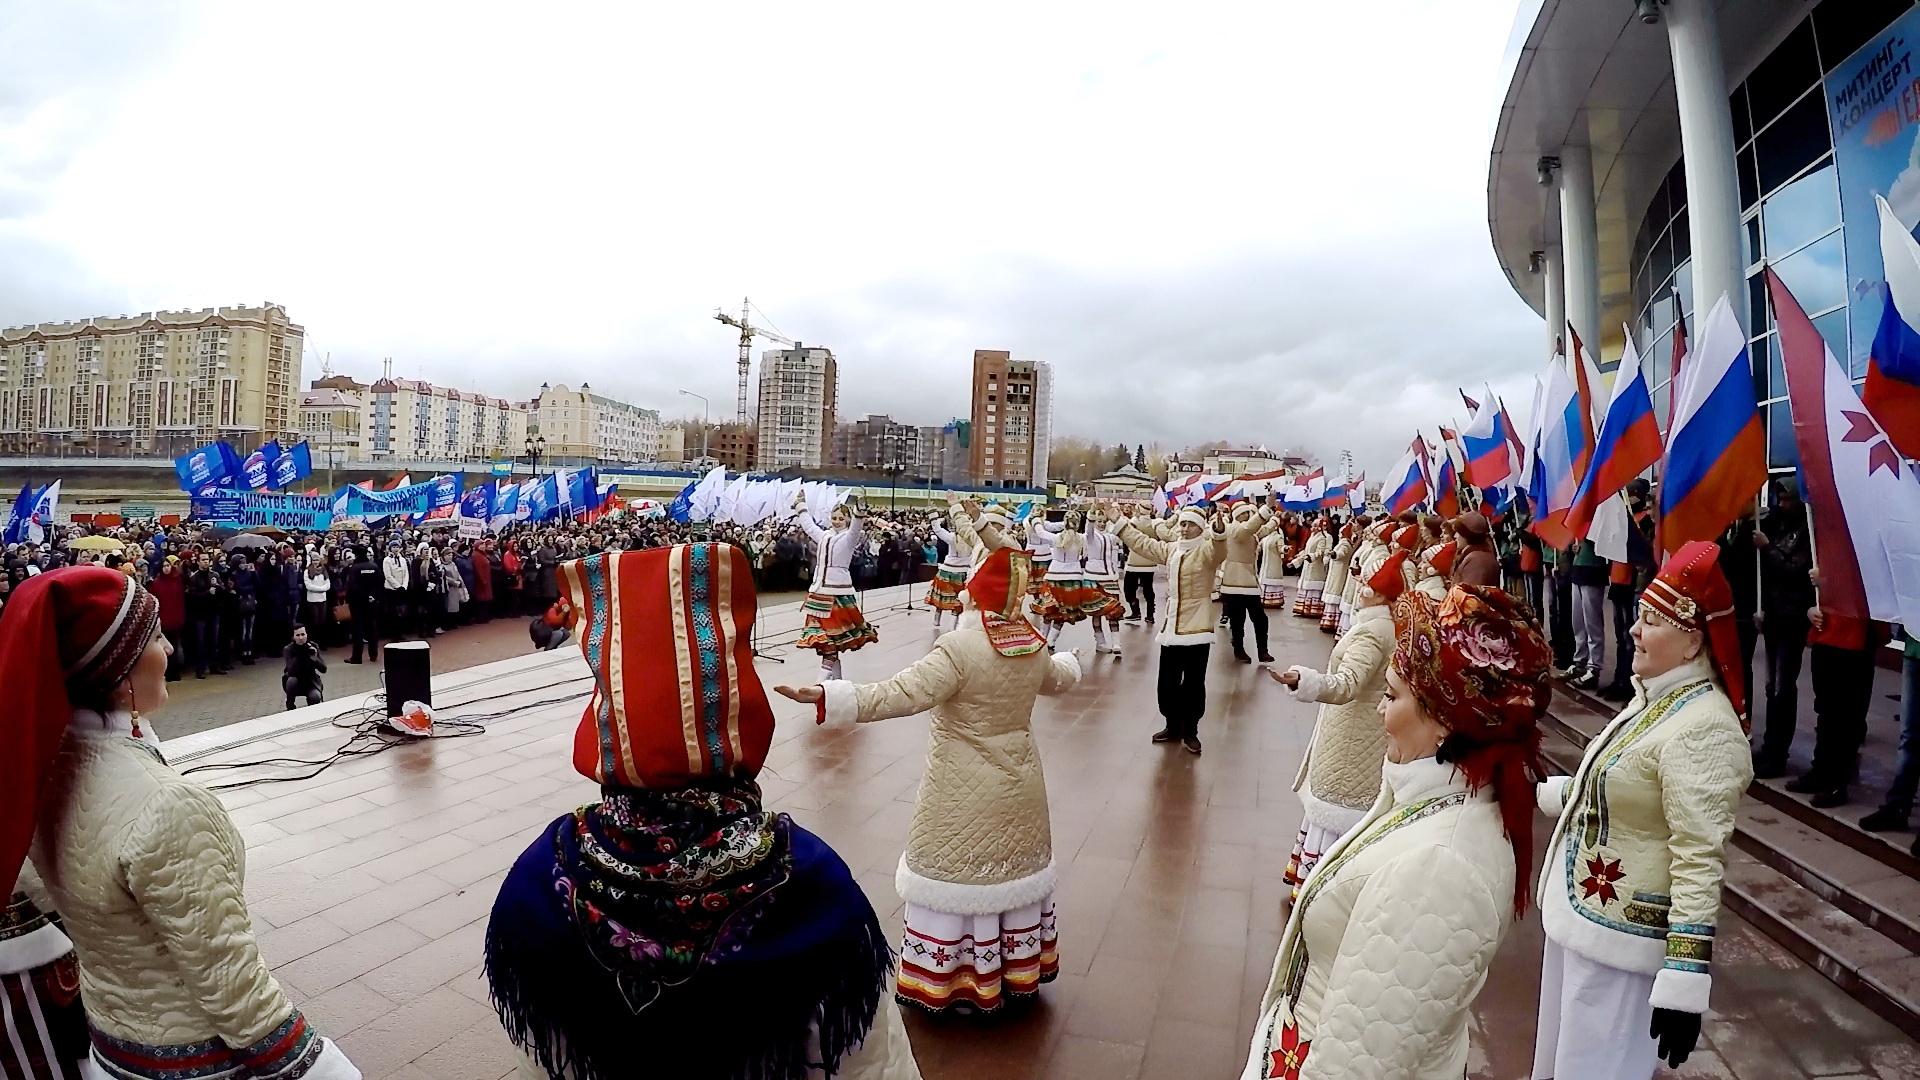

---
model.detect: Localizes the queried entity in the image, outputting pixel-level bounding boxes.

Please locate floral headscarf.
[1391,584,1553,915]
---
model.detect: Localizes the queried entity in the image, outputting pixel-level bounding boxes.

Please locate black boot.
[1860,805,1910,832]
[1784,771,1830,794]
[1812,786,1852,810]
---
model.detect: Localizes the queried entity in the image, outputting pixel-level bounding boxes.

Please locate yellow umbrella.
[67,536,124,552]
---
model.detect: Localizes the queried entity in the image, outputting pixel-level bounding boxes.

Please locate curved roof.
[1487,0,1807,339]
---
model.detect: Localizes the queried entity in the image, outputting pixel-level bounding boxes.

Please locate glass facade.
[1629,0,1914,474]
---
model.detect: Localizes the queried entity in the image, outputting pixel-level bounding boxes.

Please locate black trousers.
[283,675,324,706]
[1758,616,1809,764]
[1807,643,1877,787]
[1156,643,1210,738]
[349,600,382,662]
[1548,574,1574,668]
[1221,594,1269,657]
[1124,571,1157,619]
[1606,583,1635,688]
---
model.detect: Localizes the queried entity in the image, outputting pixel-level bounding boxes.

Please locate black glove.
[1649,1007,1701,1069]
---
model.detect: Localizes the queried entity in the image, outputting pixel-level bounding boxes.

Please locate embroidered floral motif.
[1267,1021,1311,1079]
[1580,855,1625,905]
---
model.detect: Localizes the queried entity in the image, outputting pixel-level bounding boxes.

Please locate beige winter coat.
[823,612,1081,913]
[1320,537,1355,607]
[31,710,357,1076]
[1219,511,1278,594]
[1288,604,1393,833]
[1125,519,1173,571]
[1293,530,1333,587]
[1259,531,1290,586]
[1113,520,1227,645]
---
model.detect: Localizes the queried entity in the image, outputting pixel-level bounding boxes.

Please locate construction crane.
[713,298,792,423]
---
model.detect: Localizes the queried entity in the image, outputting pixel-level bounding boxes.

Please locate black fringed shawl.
[485,781,892,1080]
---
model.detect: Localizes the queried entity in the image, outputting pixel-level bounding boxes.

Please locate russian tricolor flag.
[1434,453,1460,518]
[1383,438,1429,516]
[1868,195,1920,459]
[1565,330,1664,538]
[1460,382,1512,490]
[1660,293,1767,549]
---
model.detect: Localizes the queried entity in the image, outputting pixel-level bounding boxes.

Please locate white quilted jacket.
[1245,756,1513,1080]
[1288,604,1393,832]
[1321,538,1355,605]
[822,613,1080,914]
[31,710,357,1077]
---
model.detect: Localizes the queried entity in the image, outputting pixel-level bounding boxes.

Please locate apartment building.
[755,343,837,471]
[531,382,662,464]
[361,376,529,463]
[0,304,303,455]
[966,350,1053,488]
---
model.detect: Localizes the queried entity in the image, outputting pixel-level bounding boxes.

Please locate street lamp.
[678,389,710,464]
[524,435,546,478]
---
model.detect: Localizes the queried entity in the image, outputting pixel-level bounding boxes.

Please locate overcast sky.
[2,0,1543,478]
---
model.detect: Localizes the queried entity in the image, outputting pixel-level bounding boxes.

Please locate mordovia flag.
[1384,438,1430,515]
[1461,383,1513,490]
[1868,195,1920,458]
[1768,267,1920,628]
[1566,329,1664,538]
[1661,293,1767,550]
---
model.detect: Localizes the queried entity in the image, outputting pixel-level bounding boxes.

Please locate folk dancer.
[1244,583,1552,1080]
[926,513,972,634]
[486,545,919,1080]
[793,499,879,682]
[1317,522,1355,634]
[777,548,1081,1015]
[1080,507,1128,655]
[1219,502,1279,664]
[1290,518,1334,618]
[1109,502,1227,755]
[1258,525,1290,611]
[6,567,361,1080]
[1268,541,1406,904]
[1023,511,1055,598]
[1531,541,1753,1078]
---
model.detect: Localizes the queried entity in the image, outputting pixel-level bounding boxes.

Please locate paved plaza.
[154,583,1920,1079]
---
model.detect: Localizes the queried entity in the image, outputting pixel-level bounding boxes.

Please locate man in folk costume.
[1290,517,1334,618]
[1267,541,1408,903]
[925,511,972,635]
[776,548,1081,1015]
[1532,541,1754,1078]
[4,567,361,1079]
[792,500,878,681]
[486,545,918,1080]
[1243,584,1553,1080]
[1218,501,1279,664]
[1078,507,1128,655]
[1109,502,1228,754]
[1317,521,1355,635]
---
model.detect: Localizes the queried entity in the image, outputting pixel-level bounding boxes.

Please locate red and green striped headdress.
[558,544,774,790]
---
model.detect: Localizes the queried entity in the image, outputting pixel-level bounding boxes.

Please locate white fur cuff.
[0,921,73,976]
[1291,667,1327,702]
[822,680,859,726]
[1649,967,1712,1014]
[896,855,1058,916]
[301,1039,364,1080]
[1537,775,1573,818]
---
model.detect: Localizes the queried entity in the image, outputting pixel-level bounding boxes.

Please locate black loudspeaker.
[383,640,432,718]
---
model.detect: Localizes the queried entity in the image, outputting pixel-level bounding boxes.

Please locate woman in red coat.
[148,557,187,682]
[471,540,495,623]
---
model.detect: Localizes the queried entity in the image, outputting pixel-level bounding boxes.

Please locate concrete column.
[1542,247,1566,361]
[1667,0,1747,326]
[1557,145,1602,361]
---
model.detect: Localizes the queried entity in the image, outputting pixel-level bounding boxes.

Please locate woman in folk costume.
[1077,507,1128,656]
[1023,510,1055,597]
[775,548,1082,1014]
[3,567,361,1079]
[486,544,916,1080]
[1258,524,1290,611]
[1413,538,1458,600]
[1531,541,1754,1078]
[925,512,972,634]
[792,499,878,681]
[1030,511,1113,652]
[1218,502,1279,664]
[1109,502,1228,754]
[1244,583,1553,1080]
[1316,521,1355,635]
[1333,516,1380,635]
[1289,517,1334,618]
[1267,541,1409,903]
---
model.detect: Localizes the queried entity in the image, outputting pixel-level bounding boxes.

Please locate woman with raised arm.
[776,548,1081,1016]
[925,509,971,635]
[1531,541,1753,1078]
[1244,583,1552,1080]
[792,498,878,681]
[3,567,361,1080]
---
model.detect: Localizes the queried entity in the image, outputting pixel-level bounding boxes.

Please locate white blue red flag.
[1660,294,1766,550]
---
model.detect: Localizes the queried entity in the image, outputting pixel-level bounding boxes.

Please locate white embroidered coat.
[1288,604,1394,833]
[1245,757,1513,1080]
[822,613,1081,913]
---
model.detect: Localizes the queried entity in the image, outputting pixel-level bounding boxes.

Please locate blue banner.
[190,489,334,529]
[271,442,312,488]
[339,478,440,517]
[491,480,521,522]
[174,442,241,492]
[241,440,281,491]
[526,474,557,521]
[458,483,491,520]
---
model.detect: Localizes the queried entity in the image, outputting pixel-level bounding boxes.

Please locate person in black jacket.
[346,546,384,664]
[184,553,226,678]
[229,552,260,665]
[1753,481,1815,780]
[282,624,327,709]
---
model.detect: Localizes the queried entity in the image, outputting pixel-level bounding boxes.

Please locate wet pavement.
[151,580,1920,1078]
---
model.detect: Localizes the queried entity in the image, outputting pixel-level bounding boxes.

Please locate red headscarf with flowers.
[1391,584,1554,916]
